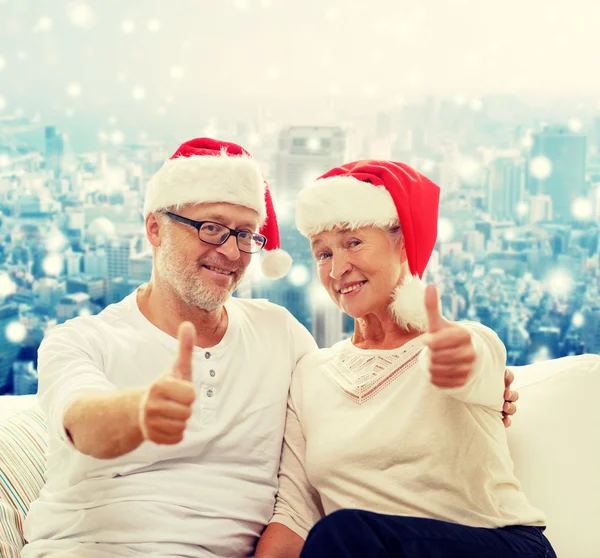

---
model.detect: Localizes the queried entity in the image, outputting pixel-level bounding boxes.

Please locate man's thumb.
[173,322,196,381]
[424,284,444,333]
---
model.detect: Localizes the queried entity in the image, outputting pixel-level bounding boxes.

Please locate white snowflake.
[34,16,53,33]
[516,202,529,217]
[437,218,454,242]
[470,98,483,112]
[5,322,27,344]
[264,66,280,81]
[0,273,16,297]
[288,265,310,287]
[529,156,552,180]
[571,198,592,221]
[147,18,161,32]
[572,312,584,328]
[567,118,582,133]
[67,2,95,28]
[234,0,249,10]
[111,130,125,145]
[547,269,573,297]
[170,66,184,80]
[121,20,135,34]
[43,254,64,276]
[66,82,82,98]
[131,86,146,101]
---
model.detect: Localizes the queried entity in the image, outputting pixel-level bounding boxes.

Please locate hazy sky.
[1,0,599,145]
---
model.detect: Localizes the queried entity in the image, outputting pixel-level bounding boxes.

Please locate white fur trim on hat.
[144,151,266,222]
[295,175,398,237]
[261,248,293,279]
[389,274,432,332]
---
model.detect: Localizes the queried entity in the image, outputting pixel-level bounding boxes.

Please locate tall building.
[274,126,348,199]
[528,125,587,223]
[486,153,525,220]
[529,195,553,224]
[45,126,64,177]
[107,236,137,280]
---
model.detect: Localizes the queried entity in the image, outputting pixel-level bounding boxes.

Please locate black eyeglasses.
[162,211,267,254]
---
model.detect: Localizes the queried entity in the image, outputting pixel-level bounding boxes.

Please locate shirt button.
[205,352,211,359]
[206,388,214,397]
[209,370,216,377]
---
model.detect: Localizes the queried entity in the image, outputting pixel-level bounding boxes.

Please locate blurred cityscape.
[1,96,600,395]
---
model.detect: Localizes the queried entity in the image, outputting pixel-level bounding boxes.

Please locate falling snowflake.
[567,118,583,133]
[0,273,16,297]
[363,85,377,98]
[572,312,585,328]
[470,98,483,112]
[529,346,550,364]
[247,133,261,147]
[132,86,146,100]
[34,16,54,33]
[325,7,339,20]
[454,94,467,106]
[121,20,136,34]
[520,134,534,150]
[43,254,64,276]
[571,198,592,220]
[5,322,27,344]
[147,18,161,32]
[264,66,280,81]
[437,218,454,242]
[288,265,310,287]
[0,56,5,71]
[0,96,6,111]
[111,130,125,145]
[67,2,95,28]
[306,137,321,151]
[170,66,184,80]
[547,269,573,297]
[66,82,82,98]
[457,156,481,184]
[516,201,529,217]
[46,229,68,252]
[529,156,552,180]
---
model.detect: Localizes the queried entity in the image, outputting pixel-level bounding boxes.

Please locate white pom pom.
[261,248,293,279]
[388,274,432,332]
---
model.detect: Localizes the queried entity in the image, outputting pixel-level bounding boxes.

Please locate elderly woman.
[256,160,556,558]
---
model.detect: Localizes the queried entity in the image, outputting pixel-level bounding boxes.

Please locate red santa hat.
[144,137,292,279]
[295,159,441,331]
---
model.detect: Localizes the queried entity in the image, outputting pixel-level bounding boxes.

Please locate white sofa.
[1,355,599,557]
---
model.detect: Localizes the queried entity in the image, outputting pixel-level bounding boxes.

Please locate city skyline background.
[1,1,600,394]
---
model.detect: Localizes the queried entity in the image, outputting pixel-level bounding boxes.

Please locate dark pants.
[300,510,557,558]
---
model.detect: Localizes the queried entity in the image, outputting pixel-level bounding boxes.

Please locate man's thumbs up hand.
[138,322,197,444]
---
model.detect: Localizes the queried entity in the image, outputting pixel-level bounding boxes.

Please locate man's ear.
[146,213,162,248]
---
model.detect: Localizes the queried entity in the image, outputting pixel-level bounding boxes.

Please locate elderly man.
[22,138,518,558]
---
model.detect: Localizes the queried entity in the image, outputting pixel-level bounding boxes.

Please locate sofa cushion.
[507,354,600,558]
[0,407,47,555]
